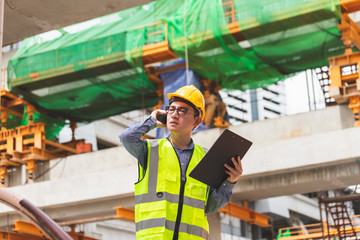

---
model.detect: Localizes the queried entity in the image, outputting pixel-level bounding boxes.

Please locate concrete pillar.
[208,212,221,240]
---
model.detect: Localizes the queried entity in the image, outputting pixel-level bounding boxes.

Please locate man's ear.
[194,116,202,128]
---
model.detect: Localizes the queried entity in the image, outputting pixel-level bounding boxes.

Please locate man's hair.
[169,97,200,117]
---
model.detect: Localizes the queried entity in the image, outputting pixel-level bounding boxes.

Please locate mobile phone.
[157,113,167,124]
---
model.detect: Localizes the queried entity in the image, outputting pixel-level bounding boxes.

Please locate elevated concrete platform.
[3,0,155,46]
[0,105,359,227]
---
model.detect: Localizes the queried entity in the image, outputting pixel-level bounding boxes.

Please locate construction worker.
[120,85,243,240]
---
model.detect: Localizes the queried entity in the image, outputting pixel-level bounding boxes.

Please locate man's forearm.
[119,116,157,166]
[205,181,235,214]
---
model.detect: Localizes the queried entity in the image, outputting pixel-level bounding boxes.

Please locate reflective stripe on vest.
[134,139,209,240]
[136,218,207,237]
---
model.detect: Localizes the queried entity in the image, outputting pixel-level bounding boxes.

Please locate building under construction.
[0,0,360,239]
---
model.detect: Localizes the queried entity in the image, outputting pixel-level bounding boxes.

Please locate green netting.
[0,108,65,140]
[21,106,66,140]
[235,0,343,73]
[276,229,291,239]
[5,114,22,130]
[7,0,344,126]
[167,0,343,90]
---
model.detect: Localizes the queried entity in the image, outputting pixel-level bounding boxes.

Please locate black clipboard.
[189,129,252,188]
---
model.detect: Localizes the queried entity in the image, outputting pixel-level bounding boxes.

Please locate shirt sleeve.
[119,116,157,169]
[205,180,235,214]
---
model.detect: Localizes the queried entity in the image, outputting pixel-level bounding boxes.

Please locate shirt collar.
[166,135,194,151]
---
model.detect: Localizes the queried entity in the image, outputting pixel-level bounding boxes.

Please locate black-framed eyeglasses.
[166,106,194,116]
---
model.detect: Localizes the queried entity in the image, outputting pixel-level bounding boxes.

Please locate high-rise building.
[220,81,286,125]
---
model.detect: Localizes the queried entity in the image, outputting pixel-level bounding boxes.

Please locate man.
[120,85,243,240]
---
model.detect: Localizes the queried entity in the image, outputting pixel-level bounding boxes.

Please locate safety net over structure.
[7,0,344,126]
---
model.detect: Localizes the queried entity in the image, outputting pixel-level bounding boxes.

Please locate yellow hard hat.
[167,85,205,121]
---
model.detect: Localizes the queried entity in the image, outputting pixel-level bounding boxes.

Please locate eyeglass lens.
[166,106,188,116]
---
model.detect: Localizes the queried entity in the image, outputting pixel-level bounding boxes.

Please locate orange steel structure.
[329,12,360,127]
[340,0,360,14]
[54,203,270,234]
[11,220,99,240]
[0,89,87,187]
[114,201,271,228]
[218,201,271,228]
[142,21,178,65]
[2,203,270,240]
[0,231,45,240]
[12,220,46,238]
[14,203,268,239]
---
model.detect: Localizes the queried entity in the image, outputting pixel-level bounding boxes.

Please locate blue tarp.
[157,64,210,138]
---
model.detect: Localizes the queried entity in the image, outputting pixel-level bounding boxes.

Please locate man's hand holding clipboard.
[189,129,252,188]
[225,156,244,183]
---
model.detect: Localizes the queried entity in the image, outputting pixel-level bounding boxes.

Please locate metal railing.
[277,214,360,240]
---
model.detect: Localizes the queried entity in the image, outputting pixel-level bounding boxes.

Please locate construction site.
[0,0,360,239]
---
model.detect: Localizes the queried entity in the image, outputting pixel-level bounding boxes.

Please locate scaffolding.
[277,215,360,240]
[277,192,360,240]
[0,89,91,187]
[319,191,360,240]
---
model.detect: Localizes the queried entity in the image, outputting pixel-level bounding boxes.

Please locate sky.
[284,12,360,116]
[284,70,326,115]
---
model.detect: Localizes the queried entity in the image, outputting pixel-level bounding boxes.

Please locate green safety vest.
[135,139,210,240]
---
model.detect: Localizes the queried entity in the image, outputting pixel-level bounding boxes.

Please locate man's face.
[167,101,200,134]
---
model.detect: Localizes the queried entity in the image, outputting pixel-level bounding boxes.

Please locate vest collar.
[166,135,194,151]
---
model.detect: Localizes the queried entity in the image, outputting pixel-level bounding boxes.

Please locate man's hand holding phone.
[151,110,167,127]
[157,113,167,124]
